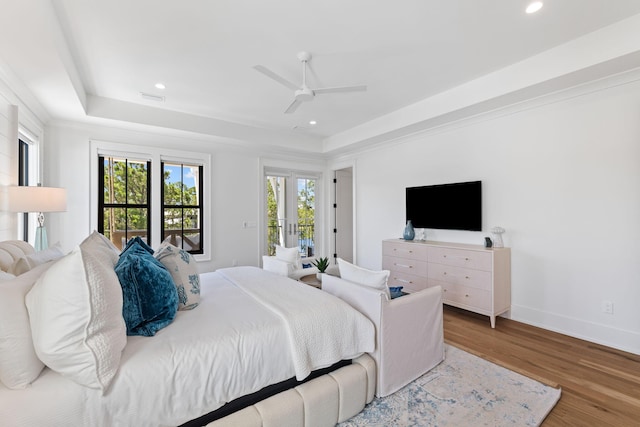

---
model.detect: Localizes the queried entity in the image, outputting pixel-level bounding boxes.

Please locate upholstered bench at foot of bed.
[207,354,375,427]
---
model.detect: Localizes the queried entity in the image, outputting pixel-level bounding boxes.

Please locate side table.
[298,274,322,289]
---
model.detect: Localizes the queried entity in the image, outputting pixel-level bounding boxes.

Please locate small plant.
[312,257,330,273]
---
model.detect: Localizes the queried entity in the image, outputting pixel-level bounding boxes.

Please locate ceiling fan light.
[526,1,543,14]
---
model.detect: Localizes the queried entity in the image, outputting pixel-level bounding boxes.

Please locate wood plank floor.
[443,306,640,426]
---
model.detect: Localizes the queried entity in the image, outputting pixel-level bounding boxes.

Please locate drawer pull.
[443,254,470,261]
[395,278,413,284]
[394,263,412,268]
[465,294,469,297]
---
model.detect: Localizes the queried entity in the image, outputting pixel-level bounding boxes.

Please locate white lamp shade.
[3,186,67,213]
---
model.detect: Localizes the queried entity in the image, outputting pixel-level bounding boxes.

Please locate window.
[161,162,203,254]
[92,141,211,259]
[98,156,151,250]
[18,139,29,241]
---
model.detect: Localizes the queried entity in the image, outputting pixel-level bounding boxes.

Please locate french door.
[265,171,318,258]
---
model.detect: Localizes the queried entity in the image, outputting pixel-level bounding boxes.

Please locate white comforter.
[0,267,374,427]
[219,267,375,380]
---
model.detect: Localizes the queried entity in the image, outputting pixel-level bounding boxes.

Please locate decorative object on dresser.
[382,239,511,328]
[491,226,505,248]
[403,220,415,240]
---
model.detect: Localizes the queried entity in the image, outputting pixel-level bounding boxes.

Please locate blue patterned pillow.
[115,240,178,336]
[154,242,200,310]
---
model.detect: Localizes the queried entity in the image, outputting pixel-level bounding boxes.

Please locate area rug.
[339,344,561,426]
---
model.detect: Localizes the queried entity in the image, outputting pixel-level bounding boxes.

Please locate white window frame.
[17,127,41,245]
[90,140,212,262]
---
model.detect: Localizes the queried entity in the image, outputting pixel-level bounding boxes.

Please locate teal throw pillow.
[115,240,178,336]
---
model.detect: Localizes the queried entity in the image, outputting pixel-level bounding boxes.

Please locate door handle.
[293,223,297,234]
[289,224,292,235]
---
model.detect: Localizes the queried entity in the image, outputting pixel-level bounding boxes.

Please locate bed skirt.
[205,354,375,427]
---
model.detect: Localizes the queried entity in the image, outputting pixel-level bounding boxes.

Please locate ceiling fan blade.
[313,84,367,94]
[253,65,299,91]
[284,98,303,114]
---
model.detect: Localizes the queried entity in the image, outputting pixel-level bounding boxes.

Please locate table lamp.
[3,185,67,251]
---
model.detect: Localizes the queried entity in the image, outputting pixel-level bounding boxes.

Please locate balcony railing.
[267,223,315,257]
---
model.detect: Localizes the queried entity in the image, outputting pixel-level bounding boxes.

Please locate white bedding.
[0,267,375,427]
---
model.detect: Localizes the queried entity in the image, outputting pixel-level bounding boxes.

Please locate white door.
[265,171,318,258]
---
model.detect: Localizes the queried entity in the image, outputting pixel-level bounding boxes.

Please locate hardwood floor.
[443,306,640,426]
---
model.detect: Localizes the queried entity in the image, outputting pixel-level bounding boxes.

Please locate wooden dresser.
[382,239,511,328]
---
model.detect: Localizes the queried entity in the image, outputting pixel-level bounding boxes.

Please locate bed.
[0,239,376,427]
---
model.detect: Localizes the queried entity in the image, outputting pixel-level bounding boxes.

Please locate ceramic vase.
[403,220,415,240]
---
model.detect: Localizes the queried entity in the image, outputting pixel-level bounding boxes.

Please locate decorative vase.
[403,220,415,240]
[491,226,505,248]
[316,273,323,282]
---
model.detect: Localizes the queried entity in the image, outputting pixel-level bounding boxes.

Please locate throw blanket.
[218,267,375,380]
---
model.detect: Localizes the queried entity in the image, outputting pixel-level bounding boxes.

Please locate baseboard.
[510,304,640,356]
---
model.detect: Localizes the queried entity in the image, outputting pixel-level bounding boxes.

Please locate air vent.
[140,92,165,102]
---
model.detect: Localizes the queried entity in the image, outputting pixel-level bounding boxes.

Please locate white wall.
[0,91,17,241]
[349,74,640,354]
[43,121,323,273]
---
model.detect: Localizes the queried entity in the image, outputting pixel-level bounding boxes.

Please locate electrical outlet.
[602,300,614,315]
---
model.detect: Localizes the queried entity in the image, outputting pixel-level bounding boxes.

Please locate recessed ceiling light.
[526,1,543,14]
[309,120,317,125]
[155,83,166,90]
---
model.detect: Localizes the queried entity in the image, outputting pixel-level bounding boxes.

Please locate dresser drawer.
[383,255,428,276]
[437,281,491,311]
[428,247,492,271]
[427,263,492,291]
[387,270,428,292]
[383,241,428,261]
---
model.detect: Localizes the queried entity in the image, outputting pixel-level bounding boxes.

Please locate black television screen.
[406,181,482,231]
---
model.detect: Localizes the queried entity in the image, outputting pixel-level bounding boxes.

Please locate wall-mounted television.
[406,181,482,231]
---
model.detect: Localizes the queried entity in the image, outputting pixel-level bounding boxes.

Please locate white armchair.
[323,274,444,397]
[261,255,319,280]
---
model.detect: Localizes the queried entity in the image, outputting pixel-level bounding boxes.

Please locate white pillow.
[155,242,201,310]
[0,271,15,282]
[10,242,64,276]
[26,246,126,391]
[275,245,300,265]
[337,258,391,298]
[0,262,53,389]
[80,230,120,268]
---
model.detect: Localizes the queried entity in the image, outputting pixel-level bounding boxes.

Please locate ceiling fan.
[254,51,367,114]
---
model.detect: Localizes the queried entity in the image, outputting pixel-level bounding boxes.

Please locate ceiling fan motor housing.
[295,87,314,101]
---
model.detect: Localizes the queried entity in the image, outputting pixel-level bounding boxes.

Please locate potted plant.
[312,257,329,280]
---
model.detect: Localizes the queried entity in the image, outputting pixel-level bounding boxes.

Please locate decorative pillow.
[337,258,391,298]
[25,246,127,391]
[0,271,15,281]
[122,236,154,255]
[275,245,300,265]
[115,240,178,336]
[0,262,53,389]
[80,230,120,268]
[10,242,64,276]
[154,242,200,310]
